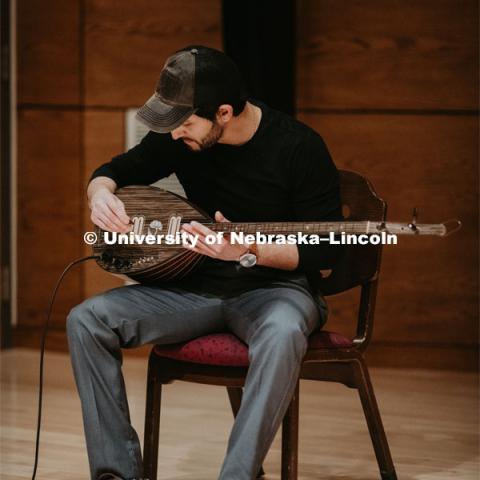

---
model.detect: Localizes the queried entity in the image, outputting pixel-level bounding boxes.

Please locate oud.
[92,186,461,283]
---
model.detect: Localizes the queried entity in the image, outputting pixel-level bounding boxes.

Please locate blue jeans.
[66,284,327,480]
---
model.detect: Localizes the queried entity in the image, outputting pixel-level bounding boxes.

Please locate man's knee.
[254,293,318,339]
[66,297,106,343]
[250,313,310,361]
[267,317,308,344]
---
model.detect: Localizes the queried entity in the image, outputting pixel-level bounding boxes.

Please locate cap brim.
[135,94,196,133]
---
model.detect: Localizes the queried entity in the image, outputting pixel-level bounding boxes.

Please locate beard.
[183,121,223,151]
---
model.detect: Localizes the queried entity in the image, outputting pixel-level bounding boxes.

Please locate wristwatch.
[239,243,258,268]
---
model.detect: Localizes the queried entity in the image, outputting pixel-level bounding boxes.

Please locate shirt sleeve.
[290,131,344,271]
[89,131,177,188]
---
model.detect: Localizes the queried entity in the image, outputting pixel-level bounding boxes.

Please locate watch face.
[239,253,257,268]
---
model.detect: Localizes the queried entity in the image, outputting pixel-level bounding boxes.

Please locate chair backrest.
[317,169,387,296]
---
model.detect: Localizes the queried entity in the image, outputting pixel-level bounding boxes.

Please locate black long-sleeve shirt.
[91,100,342,297]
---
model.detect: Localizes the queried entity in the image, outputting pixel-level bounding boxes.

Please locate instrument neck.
[206,221,370,235]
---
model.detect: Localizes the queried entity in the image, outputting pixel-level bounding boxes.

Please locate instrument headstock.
[372,207,461,236]
[375,220,461,236]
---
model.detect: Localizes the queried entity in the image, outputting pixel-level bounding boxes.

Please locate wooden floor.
[0,349,478,480]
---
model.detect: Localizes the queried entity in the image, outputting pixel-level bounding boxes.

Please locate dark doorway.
[222,0,296,116]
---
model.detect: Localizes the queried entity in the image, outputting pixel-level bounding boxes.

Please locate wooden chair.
[142,170,397,480]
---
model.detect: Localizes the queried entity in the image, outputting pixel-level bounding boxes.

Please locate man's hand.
[88,177,130,233]
[182,210,300,270]
[181,211,248,261]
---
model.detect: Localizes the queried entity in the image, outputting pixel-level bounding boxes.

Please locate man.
[67,45,342,480]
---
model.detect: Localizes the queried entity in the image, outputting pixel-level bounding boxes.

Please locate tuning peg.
[408,207,419,233]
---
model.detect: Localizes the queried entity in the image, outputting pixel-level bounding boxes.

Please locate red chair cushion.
[309,330,353,349]
[153,330,353,367]
[154,333,249,366]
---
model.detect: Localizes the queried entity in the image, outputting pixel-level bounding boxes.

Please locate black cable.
[31,255,99,480]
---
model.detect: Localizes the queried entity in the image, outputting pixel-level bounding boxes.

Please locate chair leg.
[226,387,265,479]
[226,386,242,416]
[281,381,299,480]
[143,355,163,480]
[355,358,397,480]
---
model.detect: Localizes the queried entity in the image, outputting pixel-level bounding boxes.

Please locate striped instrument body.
[92,185,456,283]
[93,186,209,283]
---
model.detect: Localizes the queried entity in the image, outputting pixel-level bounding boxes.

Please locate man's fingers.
[93,211,129,233]
[93,211,121,232]
[95,199,130,231]
[182,238,217,257]
[194,235,220,256]
[182,223,222,257]
[91,212,117,232]
[105,197,130,225]
[215,211,230,223]
[90,215,110,233]
[188,220,215,237]
[182,222,218,246]
[112,197,130,224]
[105,206,131,231]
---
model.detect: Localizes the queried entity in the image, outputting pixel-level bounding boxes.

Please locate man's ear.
[216,104,233,125]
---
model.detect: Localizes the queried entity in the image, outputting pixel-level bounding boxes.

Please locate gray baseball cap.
[136,46,247,133]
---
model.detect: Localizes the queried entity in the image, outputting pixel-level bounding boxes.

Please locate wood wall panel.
[85,0,222,107]
[365,343,478,370]
[15,0,477,369]
[17,110,83,330]
[298,113,478,350]
[297,0,479,110]
[83,111,125,297]
[17,0,81,105]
